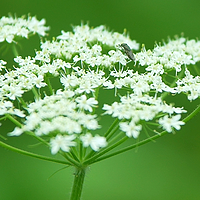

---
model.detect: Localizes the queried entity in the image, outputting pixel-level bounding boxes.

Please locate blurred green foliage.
[0,0,200,199]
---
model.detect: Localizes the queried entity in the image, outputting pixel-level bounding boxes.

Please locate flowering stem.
[0,140,70,165]
[70,166,87,200]
[92,131,168,164]
[83,135,128,165]
[91,103,200,164]
[5,114,80,165]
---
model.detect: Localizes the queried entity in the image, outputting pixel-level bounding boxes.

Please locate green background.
[1,0,200,199]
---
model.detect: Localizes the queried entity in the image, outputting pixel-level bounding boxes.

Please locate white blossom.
[0,15,49,43]
[158,115,185,133]
[50,134,76,154]
[120,120,142,138]
[76,95,98,112]
[80,133,107,151]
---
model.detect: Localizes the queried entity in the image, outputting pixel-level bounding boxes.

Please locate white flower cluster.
[9,90,106,154]
[0,56,60,102]
[0,15,49,43]
[0,54,75,119]
[103,69,176,95]
[40,24,139,67]
[103,94,186,138]
[60,69,106,94]
[135,37,200,100]
[136,37,197,73]
[3,21,200,155]
[2,23,139,154]
[176,68,200,100]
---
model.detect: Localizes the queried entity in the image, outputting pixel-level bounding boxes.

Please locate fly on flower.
[120,43,135,61]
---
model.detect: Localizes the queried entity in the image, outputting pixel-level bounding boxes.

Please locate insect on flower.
[120,43,135,61]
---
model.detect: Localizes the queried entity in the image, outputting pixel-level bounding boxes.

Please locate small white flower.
[50,134,76,155]
[3,84,24,100]
[78,114,100,130]
[120,120,142,138]
[103,80,114,89]
[158,115,185,133]
[102,102,119,115]
[76,95,98,112]
[8,127,24,136]
[27,16,50,36]
[32,75,47,88]
[0,60,7,70]
[80,133,107,151]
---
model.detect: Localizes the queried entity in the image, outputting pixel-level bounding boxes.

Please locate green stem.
[0,134,7,140]
[70,166,87,200]
[17,97,27,108]
[182,104,200,123]
[104,118,119,138]
[60,152,81,166]
[45,75,54,95]
[90,103,200,164]
[92,131,167,164]
[32,87,40,100]
[0,140,70,165]
[83,135,128,165]
[12,43,19,57]
[5,114,79,165]
[6,114,49,146]
[5,114,22,127]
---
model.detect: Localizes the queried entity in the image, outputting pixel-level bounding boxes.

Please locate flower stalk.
[70,166,87,200]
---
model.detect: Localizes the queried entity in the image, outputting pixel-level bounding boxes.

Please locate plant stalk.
[70,166,87,200]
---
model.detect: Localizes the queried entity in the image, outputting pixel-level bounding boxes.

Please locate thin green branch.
[104,118,119,138]
[182,103,200,123]
[79,141,83,161]
[17,97,28,108]
[106,129,124,144]
[0,140,70,165]
[59,151,81,167]
[6,114,50,146]
[84,149,96,160]
[83,134,128,165]
[45,75,54,95]
[32,87,40,100]
[69,148,80,162]
[5,114,22,127]
[12,43,19,57]
[0,134,7,140]
[5,114,79,165]
[90,103,200,164]
[47,165,71,180]
[92,131,167,164]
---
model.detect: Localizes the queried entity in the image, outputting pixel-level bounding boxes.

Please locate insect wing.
[120,43,135,61]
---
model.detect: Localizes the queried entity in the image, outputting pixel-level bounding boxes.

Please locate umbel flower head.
[0,14,49,43]
[1,16,200,156]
